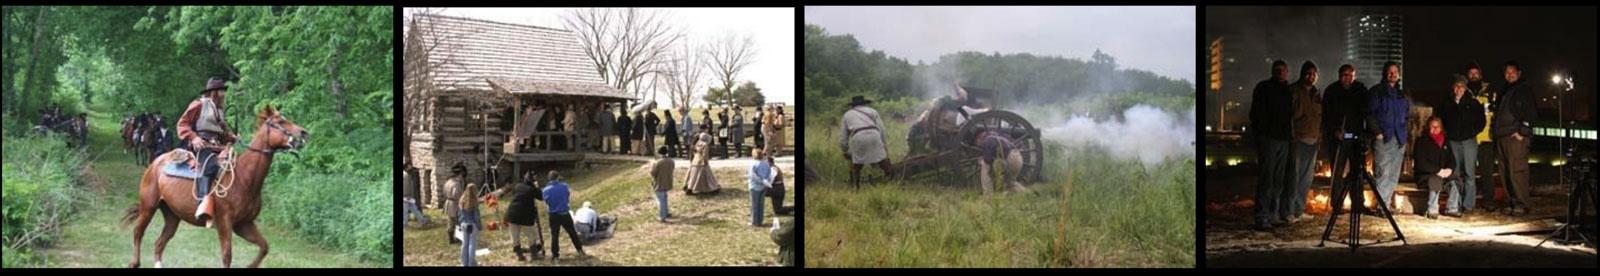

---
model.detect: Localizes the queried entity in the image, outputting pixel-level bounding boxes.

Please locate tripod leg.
[1319,179,1349,247]
[1539,174,1593,248]
[1363,172,1406,244]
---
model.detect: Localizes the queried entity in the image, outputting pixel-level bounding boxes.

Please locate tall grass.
[262,171,393,263]
[2,116,87,267]
[804,102,1194,267]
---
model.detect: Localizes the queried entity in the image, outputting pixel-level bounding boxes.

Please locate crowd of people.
[1249,59,1537,231]
[508,100,789,160]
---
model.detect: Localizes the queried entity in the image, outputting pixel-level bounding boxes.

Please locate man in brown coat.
[1284,61,1321,224]
[642,146,676,222]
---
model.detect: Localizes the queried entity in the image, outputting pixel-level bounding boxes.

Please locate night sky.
[1206,6,1596,130]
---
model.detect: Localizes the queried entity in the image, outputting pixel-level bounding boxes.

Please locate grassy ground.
[804,115,1194,268]
[401,163,796,266]
[34,106,382,268]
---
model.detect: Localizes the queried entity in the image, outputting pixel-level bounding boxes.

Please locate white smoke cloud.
[1041,105,1195,168]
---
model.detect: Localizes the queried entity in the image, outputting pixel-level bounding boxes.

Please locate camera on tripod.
[1319,117,1406,250]
[1537,140,1597,248]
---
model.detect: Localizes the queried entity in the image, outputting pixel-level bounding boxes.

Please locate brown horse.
[120,105,308,268]
[122,114,139,152]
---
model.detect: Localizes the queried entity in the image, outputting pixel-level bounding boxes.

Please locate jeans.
[460,225,477,266]
[751,188,767,226]
[1324,139,1362,213]
[1447,139,1478,212]
[1285,141,1318,219]
[1421,175,1457,215]
[1254,139,1291,225]
[1373,138,1404,206]
[654,191,670,221]
[403,200,428,224]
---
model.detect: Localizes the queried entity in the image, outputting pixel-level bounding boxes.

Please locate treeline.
[803,24,1194,123]
[2,6,393,263]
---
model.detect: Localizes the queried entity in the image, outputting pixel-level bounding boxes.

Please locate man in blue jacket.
[542,170,586,261]
[1368,61,1410,212]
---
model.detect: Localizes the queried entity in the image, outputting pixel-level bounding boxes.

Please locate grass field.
[804,109,1194,267]
[401,163,795,266]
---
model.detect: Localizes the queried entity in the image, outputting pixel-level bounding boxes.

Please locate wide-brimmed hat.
[200,77,229,94]
[847,95,873,106]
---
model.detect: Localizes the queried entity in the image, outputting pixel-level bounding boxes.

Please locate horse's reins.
[195,119,301,200]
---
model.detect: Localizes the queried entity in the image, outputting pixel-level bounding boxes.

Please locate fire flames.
[1305,188,1380,215]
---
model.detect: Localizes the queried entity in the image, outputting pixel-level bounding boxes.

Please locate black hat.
[201,77,229,94]
[847,95,873,106]
[451,162,467,175]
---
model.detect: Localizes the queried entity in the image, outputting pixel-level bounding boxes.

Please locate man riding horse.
[177,77,239,227]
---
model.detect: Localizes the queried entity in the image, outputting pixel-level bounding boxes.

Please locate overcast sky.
[411,7,795,105]
[805,6,1196,82]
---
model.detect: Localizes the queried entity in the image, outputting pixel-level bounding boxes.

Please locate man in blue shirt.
[542,170,586,261]
[749,149,774,227]
[1368,61,1411,211]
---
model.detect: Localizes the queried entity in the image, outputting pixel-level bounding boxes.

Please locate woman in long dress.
[684,126,721,194]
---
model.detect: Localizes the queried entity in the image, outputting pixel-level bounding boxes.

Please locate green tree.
[702,80,764,107]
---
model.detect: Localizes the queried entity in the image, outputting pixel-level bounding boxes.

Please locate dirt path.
[36,107,381,268]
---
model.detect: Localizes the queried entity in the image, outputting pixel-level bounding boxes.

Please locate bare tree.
[704,31,755,108]
[563,8,681,102]
[659,38,704,110]
[404,7,488,208]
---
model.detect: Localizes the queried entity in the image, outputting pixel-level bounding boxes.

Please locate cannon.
[897,84,1045,185]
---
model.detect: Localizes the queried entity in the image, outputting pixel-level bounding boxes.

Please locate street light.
[1549,74,1575,177]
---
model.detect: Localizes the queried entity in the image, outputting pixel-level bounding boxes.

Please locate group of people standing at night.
[1250,59,1537,230]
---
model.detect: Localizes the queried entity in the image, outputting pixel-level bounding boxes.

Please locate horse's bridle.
[246,119,304,158]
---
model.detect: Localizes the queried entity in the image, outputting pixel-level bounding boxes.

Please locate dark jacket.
[1491,80,1536,138]
[616,113,633,138]
[644,112,660,138]
[1249,78,1293,141]
[1439,96,1487,141]
[631,112,647,140]
[664,115,679,145]
[1412,134,1455,179]
[1368,81,1411,145]
[404,168,421,202]
[1321,81,1369,138]
[505,181,544,225]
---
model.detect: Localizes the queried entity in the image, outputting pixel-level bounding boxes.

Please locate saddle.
[159,148,236,199]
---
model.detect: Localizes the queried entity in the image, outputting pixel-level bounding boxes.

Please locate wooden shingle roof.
[411,14,629,99]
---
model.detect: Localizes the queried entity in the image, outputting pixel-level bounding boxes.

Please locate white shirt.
[574,207,598,225]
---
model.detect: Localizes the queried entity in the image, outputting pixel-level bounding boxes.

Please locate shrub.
[2,116,86,268]
[262,171,392,263]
